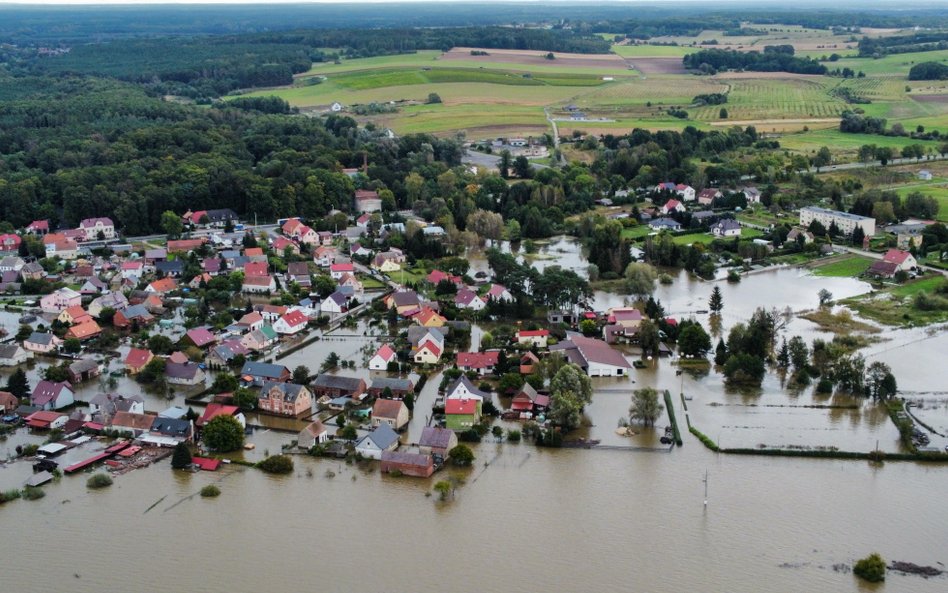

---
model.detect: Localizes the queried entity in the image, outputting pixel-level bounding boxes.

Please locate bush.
[203,414,245,452]
[853,553,886,582]
[86,473,113,489]
[200,485,221,498]
[507,429,521,442]
[448,444,475,467]
[258,455,294,474]
[21,486,45,501]
[0,488,22,503]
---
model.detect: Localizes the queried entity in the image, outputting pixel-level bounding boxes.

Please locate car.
[2,414,20,424]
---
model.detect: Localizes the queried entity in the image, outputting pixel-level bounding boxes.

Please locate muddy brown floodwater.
[2,238,947,591]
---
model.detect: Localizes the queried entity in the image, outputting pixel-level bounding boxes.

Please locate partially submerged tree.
[629,388,664,427]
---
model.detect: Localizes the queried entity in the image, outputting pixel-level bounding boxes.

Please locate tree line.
[683,46,828,75]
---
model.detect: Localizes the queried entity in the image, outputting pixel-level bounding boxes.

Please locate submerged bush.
[257,455,294,475]
[853,553,886,582]
[87,473,113,489]
[200,485,221,498]
[21,487,45,501]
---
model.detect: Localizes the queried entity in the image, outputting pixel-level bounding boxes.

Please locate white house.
[354,424,400,460]
[661,199,685,215]
[0,344,31,366]
[550,335,633,377]
[710,219,742,238]
[455,288,486,311]
[516,329,550,348]
[329,262,354,280]
[79,217,115,241]
[298,421,329,449]
[369,344,397,371]
[273,310,308,335]
[320,291,348,316]
[445,376,488,401]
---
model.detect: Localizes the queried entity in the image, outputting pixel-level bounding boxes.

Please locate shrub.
[853,553,886,582]
[171,442,193,469]
[0,488,22,503]
[257,455,294,474]
[86,473,113,489]
[448,444,475,467]
[21,487,45,501]
[507,429,521,442]
[200,485,221,498]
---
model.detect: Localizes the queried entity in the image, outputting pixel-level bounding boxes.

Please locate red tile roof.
[882,249,911,265]
[197,403,240,427]
[446,399,478,415]
[517,329,550,338]
[124,348,153,368]
[456,351,499,369]
[280,310,308,327]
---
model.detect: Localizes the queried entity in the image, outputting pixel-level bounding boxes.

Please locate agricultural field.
[894,184,948,222]
[778,128,942,158]
[834,49,948,77]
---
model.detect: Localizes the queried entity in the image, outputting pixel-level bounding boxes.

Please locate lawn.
[810,255,873,277]
[842,275,948,326]
[620,225,653,240]
[670,228,763,246]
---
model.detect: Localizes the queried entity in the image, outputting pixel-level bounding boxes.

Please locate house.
[741,187,762,204]
[185,327,217,349]
[57,306,90,328]
[445,376,489,402]
[67,359,101,383]
[0,391,19,413]
[0,256,24,273]
[31,380,75,411]
[79,277,108,295]
[24,332,61,354]
[112,304,154,329]
[257,304,288,323]
[26,220,49,235]
[258,382,312,417]
[609,308,644,332]
[882,249,917,272]
[165,361,206,386]
[329,262,354,280]
[273,310,308,335]
[656,182,695,202]
[240,361,290,386]
[40,287,82,313]
[514,382,550,411]
[156,260,185,277]
[311,374,366,399]
[320,291,349,316]
[426,269,462,286]
[414,340,442,365]
[380,451,434,478]
[520,351,539,375]
[867,260,899,278]
[418,426,458,458]
[369,344,397,371]
[26,410,68,430]
[65,319,102,341]
[317,231,334,246]
[146,277,177,294]
[0,344,31,366]
[109,411,157,436]
[124,348,154,374]
[421,225,446,238]
[297,421,329,449]
[43,234,78,259]
[0,234,21,256]
[354,424,400,460]
[711,219,742,238]
[415,307,447,328]
[371,399,409,431]
[147,417,193,444]
[456,351,500,376]
[516,329,550,348]
[368,377,414,399]
[286,262,311,286]
[120,260,145,281]
[697,188,722,206]
[354,189,382,213]
[918,170,933,181]
[236,311,265,333]
[446,398,482,431]
[661,199,685,215]
[79,217,115,241]
[648,217,682,232]
[313,245,338,267]
[455,288,486,311]
[387,290,421,314]
[207,340,250,368]
[19,262,45,282]
[184,208,238,227]
[799,206,876,237]
[240,326,279,351]
[197,403,246,429]
[485,283,514,303]
[372,253,403,273]
[242,275,276,293]
[89,291,129,318]
[786,228,815,245]
[88,393,144,418]
[549,335,633,377]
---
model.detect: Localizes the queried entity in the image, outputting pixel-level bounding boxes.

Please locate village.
[0,158,946,497]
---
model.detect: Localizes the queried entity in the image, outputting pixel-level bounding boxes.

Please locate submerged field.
[236,36,948,149]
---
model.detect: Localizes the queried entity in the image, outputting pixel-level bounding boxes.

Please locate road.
[807,154,946,174]
[545,107,566,167]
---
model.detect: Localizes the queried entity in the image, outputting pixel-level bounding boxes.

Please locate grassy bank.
[842,276,948,326]
[810,254,873,277]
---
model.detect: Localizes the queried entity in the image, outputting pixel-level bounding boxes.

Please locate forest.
[682,47,828,75]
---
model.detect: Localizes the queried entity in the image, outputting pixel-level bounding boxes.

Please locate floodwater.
[3,238,948,592]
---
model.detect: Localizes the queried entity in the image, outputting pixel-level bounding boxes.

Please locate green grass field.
[834,50,948,77]
[811,255,873,277]
[778,128,941,156]
[894,184,948,222]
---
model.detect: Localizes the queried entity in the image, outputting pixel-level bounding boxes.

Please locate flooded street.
[2,237,947,592]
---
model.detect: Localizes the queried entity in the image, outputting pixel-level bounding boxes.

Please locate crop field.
[691,77,846,121]
[576,75,726,108]
[375,103,549,136]
[611,44,698,58]
[779,128,941,157]
[441,47,631,73]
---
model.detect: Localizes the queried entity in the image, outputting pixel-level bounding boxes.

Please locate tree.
[678,323,712,357]
[714,338,728,366]
[148,334,174,355]
[321,352,340,372]
[211,372,238,393]
[426,92,442,104]
[339,424,357,440]
[499,150,511,179]
[292,365,311,384]
[466,209,503,242]
[719,107,728,119]
[203,414,244,452]
[818,288,833,307]
[257,455,293,474]
[15,324,33,342]
[63,337,82,354]
[548,364,593,430]
[629,387,664,427]
[812,146,832,171]
[433,480,453,500]
[638,319,660,358]
[865,361,897,400]
[448,444,475,467]
[625,262,658,299]
[788,336,809,373]
[161,210,183,239]
[513,156,532,179]
[5,368,29,398]
[171,442,192,469]
[723,353,766,385]
[709,285,723,314]
[579,319,598,336]
[44,364,70,383]
[853,553,886,583]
